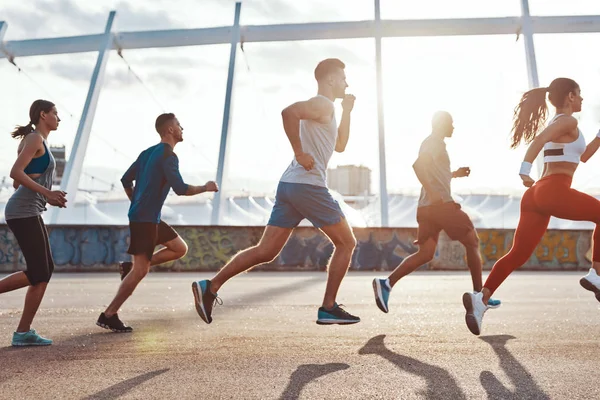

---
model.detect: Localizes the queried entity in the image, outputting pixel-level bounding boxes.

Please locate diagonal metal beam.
[1,16,599,59]
[50,12,117,223]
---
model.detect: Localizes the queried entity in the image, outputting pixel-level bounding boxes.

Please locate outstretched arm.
[163,154,218,196]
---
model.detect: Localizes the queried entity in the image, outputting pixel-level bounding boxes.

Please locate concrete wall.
[0,225,593,273]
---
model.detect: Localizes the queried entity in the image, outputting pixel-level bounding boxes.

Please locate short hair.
[155,113,176,134]
[432,111,452,129]
[314,58,345,82]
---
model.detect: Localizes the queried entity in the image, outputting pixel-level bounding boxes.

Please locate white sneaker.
[580,268,600,302]
[462,291,488,336]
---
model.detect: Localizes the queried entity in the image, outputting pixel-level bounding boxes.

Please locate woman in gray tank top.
[0,100,67,346]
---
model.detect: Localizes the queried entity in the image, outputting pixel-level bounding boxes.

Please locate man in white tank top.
[192,59,360,325]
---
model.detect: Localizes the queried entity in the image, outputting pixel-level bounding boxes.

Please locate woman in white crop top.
[462,78,600,336]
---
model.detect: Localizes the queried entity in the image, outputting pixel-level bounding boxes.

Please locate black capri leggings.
[6,215,54,285]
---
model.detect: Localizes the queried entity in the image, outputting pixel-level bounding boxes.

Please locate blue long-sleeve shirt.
[121,143,189,223]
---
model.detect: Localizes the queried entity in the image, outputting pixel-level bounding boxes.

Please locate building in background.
[327,165,371,196]
[51,145,66,187]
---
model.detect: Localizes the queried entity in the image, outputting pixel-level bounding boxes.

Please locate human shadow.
[359,335,467,400]
[279,363,350,400]
[479,335,550,400]
[83,368,170,399]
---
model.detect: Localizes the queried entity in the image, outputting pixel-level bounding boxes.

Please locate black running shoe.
[316,303,360,325]
[192,280,221,324]
[96,313,133,333]
[119,262,133,281]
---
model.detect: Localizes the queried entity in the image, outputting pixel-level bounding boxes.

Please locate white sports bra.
[543,114,586,164]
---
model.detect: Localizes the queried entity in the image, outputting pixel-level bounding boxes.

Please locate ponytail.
[11,122,34,139]
[9,99,55,140]
[509,87,548,149]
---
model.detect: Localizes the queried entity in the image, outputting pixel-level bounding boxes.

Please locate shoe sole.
[580,278,600,302]
[192,282,211,324]
[462,293,481,336]
[11,342,52,346]
[316,319,360,325]
[372,279,389,313]
[96,322,133,333]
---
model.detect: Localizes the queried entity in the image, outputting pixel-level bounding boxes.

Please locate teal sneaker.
[192,280,221,324]
[372,278,391,313]
[487,298,502,309]
[316,303,360,325]
[11,329,52,346]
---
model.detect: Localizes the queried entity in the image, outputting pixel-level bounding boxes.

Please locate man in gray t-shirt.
[371,111,501,314]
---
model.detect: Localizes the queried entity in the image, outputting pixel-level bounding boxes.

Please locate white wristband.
[519,161,532,176]
[596,129,600,139]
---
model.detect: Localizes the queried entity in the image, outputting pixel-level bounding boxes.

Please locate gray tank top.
[280,95,337,188]
[4,139,56,220]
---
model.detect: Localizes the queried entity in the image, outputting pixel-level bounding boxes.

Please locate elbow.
[174,185,188,196]
[9,168,20,181]
[335,144,346,153]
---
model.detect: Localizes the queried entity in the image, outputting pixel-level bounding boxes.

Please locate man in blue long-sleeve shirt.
[97,113,218,332]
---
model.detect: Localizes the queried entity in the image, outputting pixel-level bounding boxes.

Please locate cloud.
[2,0,180,38]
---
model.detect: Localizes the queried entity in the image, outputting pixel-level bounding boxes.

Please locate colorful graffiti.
[0,224,592,273]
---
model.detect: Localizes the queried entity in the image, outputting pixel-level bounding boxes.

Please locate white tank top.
[543,114,586,164]
[279,95,337,188]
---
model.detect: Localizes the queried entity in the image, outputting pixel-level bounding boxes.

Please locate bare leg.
[459,229,483,292]
[105,254,150,317]
[211,226,293,293]
[17,283,47,332]
[387,238,437,287]
[319,218,357,309]
[151,236,188,266]
[0,271,30,294]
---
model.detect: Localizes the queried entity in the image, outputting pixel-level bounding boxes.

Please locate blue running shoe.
[12,329,52,346]
[192,280,221,324]
[487,298,502,309]
[316,303,360,325]
[372,278,391,313]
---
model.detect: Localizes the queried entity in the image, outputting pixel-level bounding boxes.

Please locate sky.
[1,0,600,197]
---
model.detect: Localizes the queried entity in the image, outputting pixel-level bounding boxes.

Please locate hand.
[204,181,219,192]
[454,167,471,178]
[341,94,355,112]
[520,174,535,188]
[295,152,315,171]
[46,190,67,208]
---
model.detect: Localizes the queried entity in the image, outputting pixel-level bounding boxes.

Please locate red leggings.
[484,174,600,294]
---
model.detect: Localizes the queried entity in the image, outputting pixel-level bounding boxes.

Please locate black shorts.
[6,215,54,285]
[416,202,474,244]
[127,220,178,261]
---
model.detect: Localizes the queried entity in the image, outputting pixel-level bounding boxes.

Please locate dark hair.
[155,113,176,134]
[11,99,55,139]
[314,58,345,82]
[510,78,579,149]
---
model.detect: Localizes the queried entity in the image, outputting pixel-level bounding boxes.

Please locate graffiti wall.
[0,224,593,273]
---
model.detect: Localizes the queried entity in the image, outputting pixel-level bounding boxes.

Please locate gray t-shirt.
[279,95,337,188]
[4,139,56,220]
[417,135,453,207]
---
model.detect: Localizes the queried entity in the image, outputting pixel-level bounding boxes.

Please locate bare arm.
[281,96,334,170]
[523,116,578,163]
[10,134,51,197]
[413,154,442,203]
[581,130,600,163]
[336,95,355,152]
[519,116,577,186]
[163,154,218,196]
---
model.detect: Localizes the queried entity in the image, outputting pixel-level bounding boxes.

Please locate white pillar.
[374,0,390,227]
[211,2,242,225]
[50,11,117,224]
